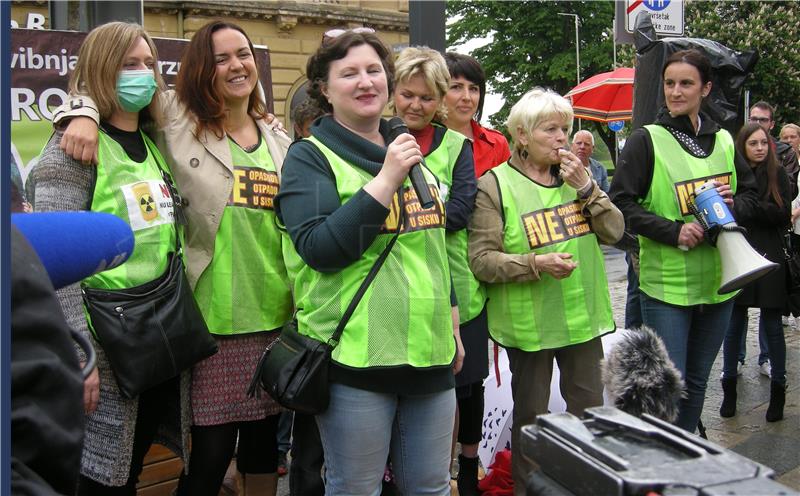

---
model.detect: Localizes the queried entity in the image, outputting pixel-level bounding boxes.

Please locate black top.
[275,115,456,395]
[11,226,84,495]
[427,124,477,232]
[100,121,147,162]
[735,163,792,309]
[610,108,759,247]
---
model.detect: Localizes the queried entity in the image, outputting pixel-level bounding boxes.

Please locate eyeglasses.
[749,116,772,124]
[323,27,375,39]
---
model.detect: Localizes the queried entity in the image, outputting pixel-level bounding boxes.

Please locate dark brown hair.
[751,100,775,121]
[737,122,783,208]
[662,49,712,86]
[175,20,268,139]
[306,31,394,114]
[444,52,487,121]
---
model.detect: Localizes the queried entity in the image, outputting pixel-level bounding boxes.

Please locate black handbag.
[783,230,800,293]
[81,159,217,399]
[82,252,217,398]
[248,198,403,415]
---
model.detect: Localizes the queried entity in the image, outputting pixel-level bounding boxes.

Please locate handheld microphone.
[386,117,436,209]
[12,212,135,289]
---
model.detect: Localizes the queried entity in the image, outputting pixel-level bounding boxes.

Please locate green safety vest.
[193,137,292,334]
[485,162,614,352]
[83,130,176,290]
[423,124,486,323]
[639,125,737,306]
[288,136,454,369]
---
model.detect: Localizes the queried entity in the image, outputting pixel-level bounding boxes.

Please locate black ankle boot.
[719,376,737,418]
[456,454,480,496]
[766,380,786,422]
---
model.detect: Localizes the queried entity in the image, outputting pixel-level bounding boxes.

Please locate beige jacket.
[54,91,292,287]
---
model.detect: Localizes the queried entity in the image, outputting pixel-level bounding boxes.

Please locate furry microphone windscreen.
[601,327,685,422]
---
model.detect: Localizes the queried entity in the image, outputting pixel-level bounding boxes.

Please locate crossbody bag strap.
[327,186,406,348]
[142,136,186,255]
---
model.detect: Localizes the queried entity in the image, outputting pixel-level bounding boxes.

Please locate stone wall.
[11,0,410,126]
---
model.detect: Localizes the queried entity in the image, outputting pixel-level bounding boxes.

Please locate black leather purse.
[81,159,217,399]
[248,197,403,415]
[82,251,217,398]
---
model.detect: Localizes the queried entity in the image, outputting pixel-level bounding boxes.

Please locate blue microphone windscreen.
[12,212,135,289]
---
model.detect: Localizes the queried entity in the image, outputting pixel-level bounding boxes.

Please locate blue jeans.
[737,316,770,365]
[724,306,786,383]
[277,411,293,454]
[316,383,455,496]
[624,251,643,329]
[640,293,734,432]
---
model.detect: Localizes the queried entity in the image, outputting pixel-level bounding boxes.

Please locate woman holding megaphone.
[719,123,791,422]
[610,49,759,434]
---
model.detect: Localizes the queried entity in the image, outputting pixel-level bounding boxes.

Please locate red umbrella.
[564,67,634,123]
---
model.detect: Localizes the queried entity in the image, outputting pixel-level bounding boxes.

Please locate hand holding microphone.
[386,117,435,209]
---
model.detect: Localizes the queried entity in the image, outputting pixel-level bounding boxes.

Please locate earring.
[520,149,529,160]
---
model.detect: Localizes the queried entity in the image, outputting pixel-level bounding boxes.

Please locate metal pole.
[559,12,581,130]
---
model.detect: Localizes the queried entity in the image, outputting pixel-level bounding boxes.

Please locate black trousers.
[289,412,325,496]
[77,376,180,496]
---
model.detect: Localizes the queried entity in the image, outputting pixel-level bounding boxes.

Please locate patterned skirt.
[191,331,282,426]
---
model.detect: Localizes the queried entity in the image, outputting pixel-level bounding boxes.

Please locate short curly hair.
[305,31,394,114]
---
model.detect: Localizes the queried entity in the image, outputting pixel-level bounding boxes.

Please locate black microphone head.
[387,116,409,143]
[601,326,685,422]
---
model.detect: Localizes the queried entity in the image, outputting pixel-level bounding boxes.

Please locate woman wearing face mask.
[275,32,464,495]
[443,52,510,178]
[26,22,188,495]
[719,123,790,422]
[53,21,292,496]
[610,49,759,433]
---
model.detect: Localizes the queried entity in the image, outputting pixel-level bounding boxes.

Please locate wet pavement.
[274,247,800,494]
[603,246,800,491]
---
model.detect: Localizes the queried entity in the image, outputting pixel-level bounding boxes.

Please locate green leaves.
[685,0,800,128]
[447,0,616,132]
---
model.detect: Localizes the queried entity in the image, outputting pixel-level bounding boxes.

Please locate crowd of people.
[10,19,798,496]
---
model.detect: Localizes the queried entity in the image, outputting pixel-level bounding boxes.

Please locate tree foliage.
[446,0,616,133]
[684,0,800,127]
[447,1,619,162]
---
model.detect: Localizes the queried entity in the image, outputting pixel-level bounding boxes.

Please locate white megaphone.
[691,182,779,294]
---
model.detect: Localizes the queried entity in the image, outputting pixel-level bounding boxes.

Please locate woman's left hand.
[715,181,734,207]
[558,150,591,191]
[452,306,465,374]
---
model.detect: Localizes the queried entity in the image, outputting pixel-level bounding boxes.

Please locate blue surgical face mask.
[116,69,157,112]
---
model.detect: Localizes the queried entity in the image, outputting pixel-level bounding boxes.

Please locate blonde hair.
[780,123,800,140]
[69,22,164,125]
[391,46,450,122]
[505,87,573,152]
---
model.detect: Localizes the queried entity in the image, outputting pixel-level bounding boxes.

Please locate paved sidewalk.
[274,247,799,495]
[604,247,800,491]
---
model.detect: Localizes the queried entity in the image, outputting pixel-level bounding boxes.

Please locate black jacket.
[610,108,759,247]
[735,163,792,309]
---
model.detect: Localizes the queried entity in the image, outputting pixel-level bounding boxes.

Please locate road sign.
[608,120,625,132]
[625,0,684,36]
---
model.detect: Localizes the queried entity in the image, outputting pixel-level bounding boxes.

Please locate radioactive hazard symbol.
[132,182,159,222]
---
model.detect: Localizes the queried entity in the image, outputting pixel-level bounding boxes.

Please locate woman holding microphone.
[275,31,463,495]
